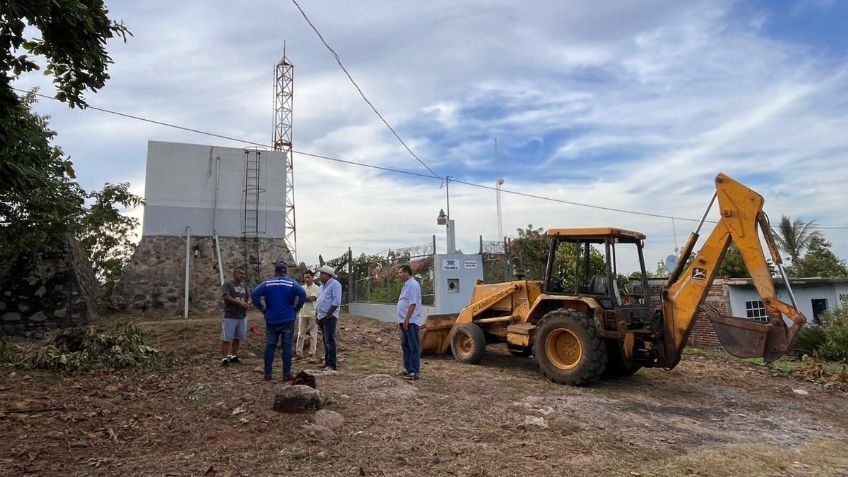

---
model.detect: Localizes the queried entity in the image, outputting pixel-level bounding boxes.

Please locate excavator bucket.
[420,313,458,356]
[701,304,799,362]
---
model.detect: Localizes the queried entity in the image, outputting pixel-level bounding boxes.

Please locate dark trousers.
[264,320,295,379]
[319,316,338,370]
[400,323,421,376]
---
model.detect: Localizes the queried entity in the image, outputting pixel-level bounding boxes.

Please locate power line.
[289,0,441,179]
[15,87,848,230]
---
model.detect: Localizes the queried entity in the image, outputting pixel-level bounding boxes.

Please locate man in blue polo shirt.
[251,262,307,381]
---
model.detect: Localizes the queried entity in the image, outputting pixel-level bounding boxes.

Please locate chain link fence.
[349,243,435,306]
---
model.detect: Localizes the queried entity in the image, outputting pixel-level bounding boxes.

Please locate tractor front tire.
[451,323,486,364]
[534,309,607,385]
[604,340,642,377]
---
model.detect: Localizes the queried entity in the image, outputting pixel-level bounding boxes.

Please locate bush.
[818,305,848,362]
[3,324,173,371]
[793,326,827,358]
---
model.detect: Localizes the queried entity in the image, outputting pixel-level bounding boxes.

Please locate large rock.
[2,312,21,322]
[355,374,417,399]
[299,423,335,441]
[273,385,325,413]
[313,409,344,430]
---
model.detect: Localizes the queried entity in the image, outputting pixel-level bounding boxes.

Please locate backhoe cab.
[420,173,807,385]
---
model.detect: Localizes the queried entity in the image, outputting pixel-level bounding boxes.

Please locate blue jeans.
[319,316,337,370]
[264,320,295,379]
[400,323,421,376]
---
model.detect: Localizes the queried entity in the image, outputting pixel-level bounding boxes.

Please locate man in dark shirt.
[221,267,251,366]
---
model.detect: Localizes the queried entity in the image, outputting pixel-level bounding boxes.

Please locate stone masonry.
[0,238,98,336]
[112,236,295,314]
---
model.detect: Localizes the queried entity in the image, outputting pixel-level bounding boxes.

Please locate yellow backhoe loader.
[420,173,806,385]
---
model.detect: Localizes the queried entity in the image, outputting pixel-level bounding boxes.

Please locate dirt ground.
[1,312,847,477]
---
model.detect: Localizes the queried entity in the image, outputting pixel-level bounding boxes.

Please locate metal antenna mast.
[273,42,297,263]
[495,137,504,241]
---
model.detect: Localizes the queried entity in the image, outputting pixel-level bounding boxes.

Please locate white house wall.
[142,141,287,237]
[727,283,839,323]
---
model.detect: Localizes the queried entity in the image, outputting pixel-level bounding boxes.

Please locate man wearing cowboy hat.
[316,265,342,371]
[251,262,307,381]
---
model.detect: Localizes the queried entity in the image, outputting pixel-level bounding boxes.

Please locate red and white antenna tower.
[273,43,297,263]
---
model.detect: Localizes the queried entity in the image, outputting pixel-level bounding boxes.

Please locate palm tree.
[772,215,821,264]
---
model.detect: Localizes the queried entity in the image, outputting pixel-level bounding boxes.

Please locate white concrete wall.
[727,283,839,324]
[348,302,438,323]
[142,141,287,237]
[835,283,848,307]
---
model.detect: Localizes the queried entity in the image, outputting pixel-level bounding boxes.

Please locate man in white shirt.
[316,265,342,371]
[295,270,320,362]
[397,264,423,380]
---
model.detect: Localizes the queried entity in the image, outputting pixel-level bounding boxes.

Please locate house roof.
[721,277,848,286]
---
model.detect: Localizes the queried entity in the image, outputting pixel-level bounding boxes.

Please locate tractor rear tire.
[450,323,486,364]
[534,309,607,385]
[604,340,641,377]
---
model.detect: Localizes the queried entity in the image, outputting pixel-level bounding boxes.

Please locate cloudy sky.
[15,0,848,271]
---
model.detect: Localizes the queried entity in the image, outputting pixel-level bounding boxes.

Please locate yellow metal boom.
[660,173,806,367]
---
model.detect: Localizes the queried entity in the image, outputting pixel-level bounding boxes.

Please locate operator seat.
[588,273,608,295]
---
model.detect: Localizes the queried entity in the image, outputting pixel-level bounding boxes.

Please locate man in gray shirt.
[221,267,251,366]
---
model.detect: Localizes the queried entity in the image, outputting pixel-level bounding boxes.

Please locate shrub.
[4,324,174,371]
[818,305,848,362]
[793,326,827,358]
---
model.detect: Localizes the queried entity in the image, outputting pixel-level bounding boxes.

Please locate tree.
[772,215,821,266]
[0,97,143,304]
[511,225,549,279]
[647,260,670,279]
[0,93,86,275]
[789,235,848,278]
[1,0,130,191]
[716,244,750,278]
[78,183,144,301]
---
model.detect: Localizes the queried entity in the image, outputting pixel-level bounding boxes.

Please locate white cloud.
[19,0,848,270]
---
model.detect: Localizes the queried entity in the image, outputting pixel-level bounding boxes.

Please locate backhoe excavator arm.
[659,173,806,368]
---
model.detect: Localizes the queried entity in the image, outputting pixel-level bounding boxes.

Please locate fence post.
[348,247,353,304]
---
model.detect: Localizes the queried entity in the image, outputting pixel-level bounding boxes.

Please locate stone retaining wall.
[112,236,294,314]
[0,238,98,336]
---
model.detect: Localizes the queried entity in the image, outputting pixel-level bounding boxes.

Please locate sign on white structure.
[442,259,459,270]
[463,260,479,269]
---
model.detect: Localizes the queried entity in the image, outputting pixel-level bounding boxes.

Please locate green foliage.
[29,324,172,371]
[552,241,605,291]
[78,183,144,302]
[647,260,670,278]
[511,224,549,279]
[818,305,848,362]
[794,305,848,362]
[788,235,848,278]
[772,215,821,265]
[1,0,130,192]
[350,252,434,305]
[0,96,143,304]
[793,326,827,358]
[716,243,750,278]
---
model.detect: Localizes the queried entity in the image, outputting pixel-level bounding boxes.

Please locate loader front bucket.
[420,313,458,356]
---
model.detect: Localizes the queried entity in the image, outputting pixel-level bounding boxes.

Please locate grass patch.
[625,439,848,477]
[745,355,847,385]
